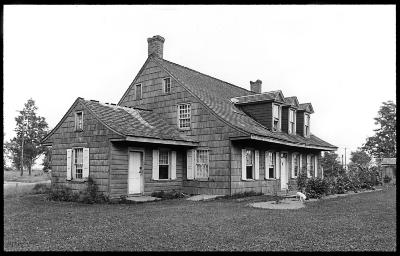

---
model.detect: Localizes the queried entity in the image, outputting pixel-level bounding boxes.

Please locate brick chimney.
[250,80,262,94]
[147,35,165,58]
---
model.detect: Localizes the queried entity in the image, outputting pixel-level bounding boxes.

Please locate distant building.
[381,158,396,184]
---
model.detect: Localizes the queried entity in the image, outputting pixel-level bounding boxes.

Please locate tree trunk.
[28,163,32,176]
[20,165,23,176]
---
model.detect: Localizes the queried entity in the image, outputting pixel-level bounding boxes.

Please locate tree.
[349,149,372,170]
[4,99,49,176]
[362,100,396,159]
[320,151,345,177]
[42,146,51,172]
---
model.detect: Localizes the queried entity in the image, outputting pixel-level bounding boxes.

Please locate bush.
[47,177,108,204]
[223,191,263,199]
[296,171,308,192]
[151,190,186,200]
[32,183,50,194]
[383,175,392,184]
[305,177,329,199]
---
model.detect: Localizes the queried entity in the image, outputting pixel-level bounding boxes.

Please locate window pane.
[273,105,279,118]
[269,167,274,178]
[135,84,142,100]
[178,104,191,129]
[164,78,171,93]
[159,151,169,165]
[246,150,253,165]
[246,166,253,179]
[159,165,169,179]
[196,150,209,178]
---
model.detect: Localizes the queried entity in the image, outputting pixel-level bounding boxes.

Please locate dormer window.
[289,109,296,134]
[163,77,171,93]
[75,112,83,131]
[304,113,310,137]
[273,104,280,131]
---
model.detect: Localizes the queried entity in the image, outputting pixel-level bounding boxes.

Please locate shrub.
[223,191,263,199]
[32,183,50,194]
[47,177,108,204]
[151,190,186,200]
[296,171,308,192]
[383,175,392,184]
[305,177,329,199]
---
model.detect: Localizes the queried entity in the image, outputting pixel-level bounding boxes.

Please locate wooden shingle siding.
[296,111,305,136]
[281,107,289,133]
[47,102,123,196]
[239,103,273,130]
[119,59,245,195]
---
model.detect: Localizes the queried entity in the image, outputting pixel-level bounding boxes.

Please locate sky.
[3,5,396,167]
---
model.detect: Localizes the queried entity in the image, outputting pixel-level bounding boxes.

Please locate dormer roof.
[231,90,285,105]
[298,103,315,113]
[283,96,300,108]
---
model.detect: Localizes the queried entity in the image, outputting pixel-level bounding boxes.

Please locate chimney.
[250,79,262,94]
[147,35,165,58]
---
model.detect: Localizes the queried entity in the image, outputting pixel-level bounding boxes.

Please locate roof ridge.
[155,57,253,96]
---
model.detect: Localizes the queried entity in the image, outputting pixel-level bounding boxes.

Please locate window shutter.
[241,149,247,180]
[186,149,194,180]
[307,155,311,178]
[83,148,90,179]
[171,151,177,180]
[265,152,269,179]
[66,149,72,180]
[291,154,295,178]
[299,154,302,175]
[152,149,159,180]
[276,152,280,179]
[254,150,259,180]
[321,166,324,179]
[314,155,318,177]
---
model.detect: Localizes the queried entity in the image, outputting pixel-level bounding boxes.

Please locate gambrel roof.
[146,56,336,150]
[42,98,197,146]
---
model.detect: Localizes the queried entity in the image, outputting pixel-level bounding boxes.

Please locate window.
[267,152,276,179]
[246,150,254,179]
[273,104,280,131]
[178,103,191,129]
[304,113,310,137]
[196,150,209,178]
[163,77,171,93]
[159,150,169,179]
[73,148,83,179]
[135,84,142,100]
[293,153,299,177]
[75,112,83,131]
[289,109,295,134]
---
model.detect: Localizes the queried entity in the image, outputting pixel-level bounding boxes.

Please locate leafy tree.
[349,149,372,170]
[362,100,396,159]
[320,151,345,177]
[4,99,49,176]
[42,146,52,172]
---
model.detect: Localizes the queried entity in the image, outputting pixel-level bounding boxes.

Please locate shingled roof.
[284,96,300,108]
[298,103,315,113]
[231,90,285,105]
[42,98,197,146]
[152,56,336,150]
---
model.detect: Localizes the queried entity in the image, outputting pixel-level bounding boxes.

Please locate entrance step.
[125,196,161,203]
[186,194,225,201]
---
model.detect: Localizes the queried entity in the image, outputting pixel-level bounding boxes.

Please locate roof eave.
[111,136,199,147]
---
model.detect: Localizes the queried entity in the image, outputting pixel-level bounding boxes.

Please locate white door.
[280,154,288,190]
[128,151,143,194]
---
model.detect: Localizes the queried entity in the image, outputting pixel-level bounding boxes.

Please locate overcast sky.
[3,5,396,166]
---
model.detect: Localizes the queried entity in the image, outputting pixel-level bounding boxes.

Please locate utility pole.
[20,115,25,177]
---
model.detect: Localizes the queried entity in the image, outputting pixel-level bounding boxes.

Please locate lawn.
[4,168,51,183]
[3,187,396,251]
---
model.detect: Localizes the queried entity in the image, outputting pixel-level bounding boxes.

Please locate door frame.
[280,151,289,190]
[128,147,145,195]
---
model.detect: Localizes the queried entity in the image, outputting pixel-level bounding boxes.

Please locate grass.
[3,186,396,251]
[3,168,51,183]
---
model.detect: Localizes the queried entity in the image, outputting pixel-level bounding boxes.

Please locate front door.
[128,151,143,194]
[280,153,288,190]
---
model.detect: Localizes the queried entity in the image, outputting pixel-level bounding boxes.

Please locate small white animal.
[296,192,307,202]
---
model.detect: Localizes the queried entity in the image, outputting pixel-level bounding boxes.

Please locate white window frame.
[272,104,281,132]
[135,83,142,100]
[72,148,84,180]
[304,113,310,137]
[292,152,300,178]
[289,109,296,134]
[163,77,171,94]
[178,103,191,130]
[195,149,209,179]
[158,150,170,180]
[265,151,276,179]
[75,111,83,131]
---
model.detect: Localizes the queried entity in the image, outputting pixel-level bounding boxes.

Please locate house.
[380,158,396,184]
[41,35,337,199]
